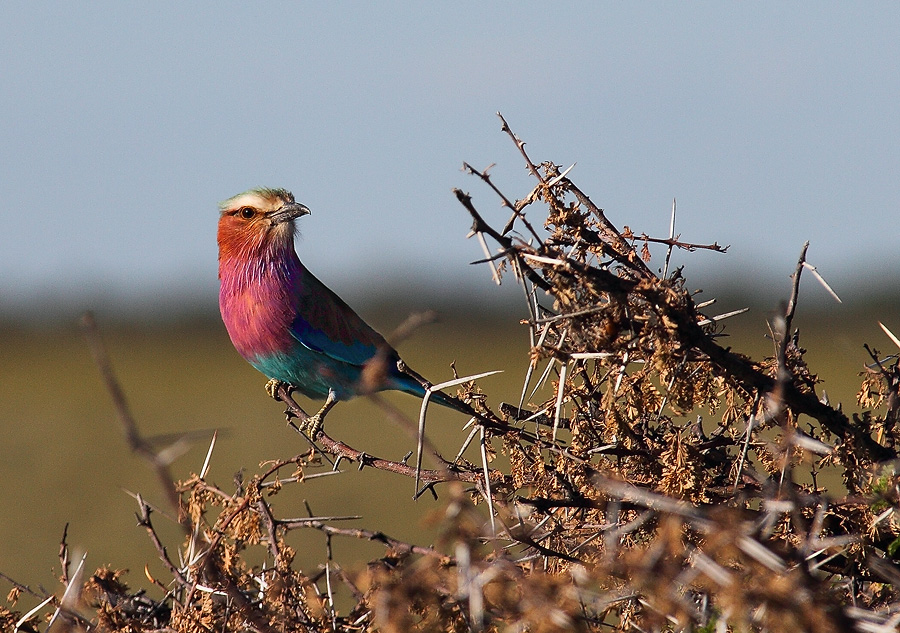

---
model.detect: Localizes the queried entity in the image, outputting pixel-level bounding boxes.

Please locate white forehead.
[219,187,294,213]
[225,192,271,210]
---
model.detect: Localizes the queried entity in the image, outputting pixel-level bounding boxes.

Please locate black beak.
[268,201,311,225]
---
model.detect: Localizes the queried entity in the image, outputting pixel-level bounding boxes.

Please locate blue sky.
[2,4,898,318]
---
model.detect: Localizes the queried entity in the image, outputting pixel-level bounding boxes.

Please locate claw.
[265,379,285,400]
[297,390,338,438]
[299,412,324,437]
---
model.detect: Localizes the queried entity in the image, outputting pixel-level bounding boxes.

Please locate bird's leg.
[265,378,287,400]
[299,389,338,437]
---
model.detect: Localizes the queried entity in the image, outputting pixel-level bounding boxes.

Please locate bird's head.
[217,187,310,259]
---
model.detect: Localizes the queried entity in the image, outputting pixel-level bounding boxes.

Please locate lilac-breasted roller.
[217,187,471,435]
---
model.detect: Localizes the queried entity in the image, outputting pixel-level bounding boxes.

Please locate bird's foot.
[297,390,338,438]
[298,412,325,437]
[265,379,286,400]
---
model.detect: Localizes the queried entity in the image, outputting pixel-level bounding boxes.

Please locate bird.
[217,187,474,436]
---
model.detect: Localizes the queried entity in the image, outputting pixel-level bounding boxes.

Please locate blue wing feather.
[283,261,474,415]
[288,265,386,367]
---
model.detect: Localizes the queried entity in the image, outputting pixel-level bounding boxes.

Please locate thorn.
[546,162,576,186]
[802,261,842,303]
[879,322,900,351]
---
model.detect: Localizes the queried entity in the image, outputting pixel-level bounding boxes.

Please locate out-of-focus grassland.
[0,297,895,593]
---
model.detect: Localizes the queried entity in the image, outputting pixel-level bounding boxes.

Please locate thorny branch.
[447,113,900,631]
[273,382,495,487]
[6,116,900,633]
[635,232,729,253]
[81,312,187,522]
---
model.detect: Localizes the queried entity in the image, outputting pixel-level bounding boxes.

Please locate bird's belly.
[250,346,360,401]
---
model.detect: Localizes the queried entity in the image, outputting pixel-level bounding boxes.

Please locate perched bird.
[217,187,471,435]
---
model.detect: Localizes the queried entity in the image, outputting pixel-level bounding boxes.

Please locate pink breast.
[219,261,297,360]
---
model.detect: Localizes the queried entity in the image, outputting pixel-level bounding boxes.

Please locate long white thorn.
[479,426,496,535]
[47,551,88,630]
[199,430,218,479]
[477,232,501,285]
[696,307,750,326]
[15,596,54,632]
[522,252,568,267]
[529,358,557,401]
[520,324,551,412]
[663,198,676,278]
[415,393,431,494]
[879,321,900,352]
[454,426,480,463]
[546,162,576,186]
[802,261,842,303]
[431,370,503,392]
[553,362,568,444]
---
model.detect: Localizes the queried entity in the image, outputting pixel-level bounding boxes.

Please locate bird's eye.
[238,207,255,219]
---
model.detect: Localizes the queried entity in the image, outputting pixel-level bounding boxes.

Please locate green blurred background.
[1,289,896,597]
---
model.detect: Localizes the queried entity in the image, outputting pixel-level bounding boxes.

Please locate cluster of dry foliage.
[4,115,900,632]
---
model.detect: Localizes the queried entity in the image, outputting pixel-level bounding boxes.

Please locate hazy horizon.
[3,4,898,323]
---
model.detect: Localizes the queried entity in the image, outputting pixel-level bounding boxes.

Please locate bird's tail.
[390,372,478,418]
